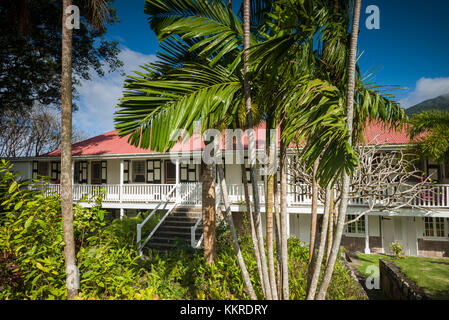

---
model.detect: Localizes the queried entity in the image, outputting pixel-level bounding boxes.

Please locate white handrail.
[137,184,177,256]
[190,216,203,248]
[137,182,202,254]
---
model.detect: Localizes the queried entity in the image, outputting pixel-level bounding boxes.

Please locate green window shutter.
[101,161,107,184]
[123,160,129,184]
[147,159,161,184]
[32,161,38,180]
[80,161,88,184]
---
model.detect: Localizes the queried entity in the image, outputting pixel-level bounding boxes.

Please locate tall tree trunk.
[279,123,289,300]
[306,158,319,291]
[309,158,319,262]
[306,184,331,299]
[218,164,257,300]
[316,0,362,300]
[325,190,335,264]
[265,115,278,299]
[243,0,272,299]
[61,0,78,299]
[201,161,216,265]
[241,164,265,296]
[273,172,282,295]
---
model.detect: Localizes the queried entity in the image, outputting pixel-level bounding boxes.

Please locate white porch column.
[380,216,385,254]
[175,158,180,202]
[364,215,371,254]
[119,160,124,220]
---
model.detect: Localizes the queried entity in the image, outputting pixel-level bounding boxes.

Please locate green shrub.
[0,160,364,300]
[390,241,405,259]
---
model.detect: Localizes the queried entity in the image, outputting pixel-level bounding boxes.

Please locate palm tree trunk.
[265,115,278,299]
[279,123,289,300]
[241,163,266,296]
[274,172,282,294]
[306,158,319,291]
[309,158,319,261]
[201,161,216,265]
[218,164,257,300]
[316,0,362,300]
[61,0,78,300]
[243,0,272,299]
[325,190,334,264]
[306,184,331,299]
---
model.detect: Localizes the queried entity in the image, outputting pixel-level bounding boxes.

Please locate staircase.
[146,207,203,251]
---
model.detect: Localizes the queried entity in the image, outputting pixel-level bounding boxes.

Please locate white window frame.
[423,217,449,239]
[344,214,366,237]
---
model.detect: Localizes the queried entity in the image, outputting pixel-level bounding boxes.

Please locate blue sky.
[74,0,449,136]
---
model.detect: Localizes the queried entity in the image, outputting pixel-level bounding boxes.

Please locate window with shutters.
[146,159,161,183]
[181,161,198,182]
[50,162,61,181]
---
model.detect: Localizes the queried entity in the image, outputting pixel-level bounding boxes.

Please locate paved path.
[346,252,387,300]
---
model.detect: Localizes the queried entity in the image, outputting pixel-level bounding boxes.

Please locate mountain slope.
[405,93,449,116]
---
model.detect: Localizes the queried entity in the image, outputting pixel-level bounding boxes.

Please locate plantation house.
[5,122,449,258]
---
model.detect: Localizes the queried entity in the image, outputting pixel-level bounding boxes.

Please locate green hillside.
[405,93,449,116]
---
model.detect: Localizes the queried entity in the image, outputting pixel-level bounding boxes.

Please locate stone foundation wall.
[379,259,431,300]
[417,239,449,258]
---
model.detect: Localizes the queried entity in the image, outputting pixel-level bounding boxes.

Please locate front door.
[165,161,176,184]
[91,161,102,184]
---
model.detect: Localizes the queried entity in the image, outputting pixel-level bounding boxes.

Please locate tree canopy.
[0,0,122,115]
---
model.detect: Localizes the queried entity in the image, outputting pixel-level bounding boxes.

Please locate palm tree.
[252,0,405,299]
[61,0,114,299]
[61,0,77,299]
[242,0,273,300]
[408,110,449,163]
[315,0,362,300]
[115,0,404,300]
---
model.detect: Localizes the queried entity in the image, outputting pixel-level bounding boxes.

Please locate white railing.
[226,183,266,204]
[191,216,203,248]
[41,182,449,209]
[137,184,178,256]
[180,183,202,205]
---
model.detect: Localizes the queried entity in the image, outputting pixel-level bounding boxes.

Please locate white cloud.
[400,77,449,108]
[74,48,157,136]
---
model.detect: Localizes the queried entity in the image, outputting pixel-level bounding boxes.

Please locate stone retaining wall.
[379,259,431,300]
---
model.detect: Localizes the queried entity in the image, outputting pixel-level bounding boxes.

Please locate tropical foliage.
[112,0,406,300]
[0,161,363,300]
[408,110,449,163]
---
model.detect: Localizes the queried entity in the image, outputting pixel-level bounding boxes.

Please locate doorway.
[165,160,176,184]
[91,161,102,184]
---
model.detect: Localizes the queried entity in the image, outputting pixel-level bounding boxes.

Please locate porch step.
[171,207,202,218]
[144,207,203,253]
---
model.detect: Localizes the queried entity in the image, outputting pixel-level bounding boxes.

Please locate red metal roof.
[363,121,411,145]
[42,121,411,157]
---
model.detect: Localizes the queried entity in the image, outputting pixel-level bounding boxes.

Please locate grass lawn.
[356,253,449,299]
